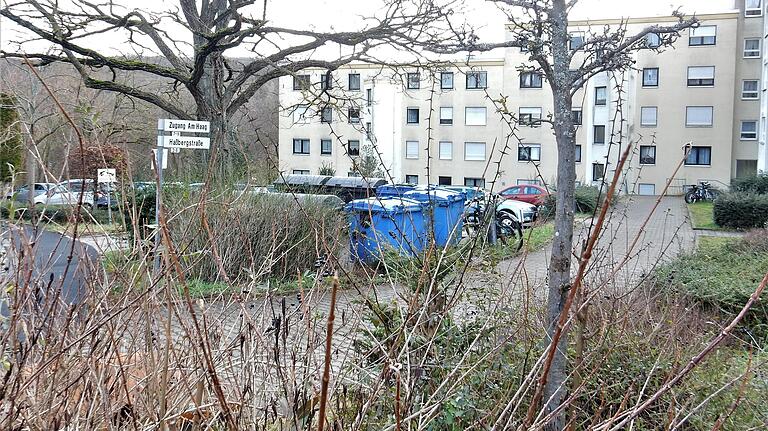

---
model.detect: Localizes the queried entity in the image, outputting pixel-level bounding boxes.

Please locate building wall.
[277,8,766,194]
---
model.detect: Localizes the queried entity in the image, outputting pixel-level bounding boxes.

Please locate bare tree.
[424,1,698,428]
[0,0,451,174]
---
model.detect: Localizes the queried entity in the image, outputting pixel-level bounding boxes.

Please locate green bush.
[730,174,768,194]
[538,185,603,219]
[713,193,768,229]
[172,192,346,284]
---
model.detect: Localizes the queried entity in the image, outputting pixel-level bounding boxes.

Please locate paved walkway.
[130,196,700,406]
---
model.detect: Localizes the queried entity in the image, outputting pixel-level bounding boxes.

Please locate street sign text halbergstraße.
[160,136,211,149]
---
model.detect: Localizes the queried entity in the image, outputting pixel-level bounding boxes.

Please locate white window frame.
[742,80,759,99]
[439,107,453,125]
[746,0,762,16]
[405,175,419,184]
[740,120,758,140]
[639,145,657,165]
[439,141,453,160]
[519,107,542,126]
[465,107,487,126]
[405,140,419,159]
[321,139,332,155]
[292,104,312,124]
[642,68,659,87]
[464,142,486,161]
[640,106,658,127]
[744,38,761,58]
[406,73,420,89]
[685,106,714,127]
[645,33,661,48]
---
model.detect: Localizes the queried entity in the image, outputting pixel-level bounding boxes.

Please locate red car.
[499,184,550,205]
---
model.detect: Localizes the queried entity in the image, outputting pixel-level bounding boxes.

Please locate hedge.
[538,185,603,219]
[730,174,768,194]
[713,193,768,229]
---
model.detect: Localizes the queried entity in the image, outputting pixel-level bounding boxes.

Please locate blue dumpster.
[403,188,465,247]
[376,184,417,198]
[346,197,426,263]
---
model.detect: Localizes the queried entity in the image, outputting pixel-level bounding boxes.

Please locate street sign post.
[97,168,117,224]
[155,119,210,273]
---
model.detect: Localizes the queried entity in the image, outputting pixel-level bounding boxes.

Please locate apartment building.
[278,1,767,194]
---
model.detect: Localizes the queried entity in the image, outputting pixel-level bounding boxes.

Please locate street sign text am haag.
[158,119,210,133]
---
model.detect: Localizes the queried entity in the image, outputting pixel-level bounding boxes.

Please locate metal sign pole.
[154,121,165,275]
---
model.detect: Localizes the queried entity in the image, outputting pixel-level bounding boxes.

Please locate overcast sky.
[0,0,738,58]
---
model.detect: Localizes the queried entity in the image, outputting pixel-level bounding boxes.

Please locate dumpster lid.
[404,188,464,203]
[273,174,330,187]
[326,176,387,188]
[346,197,423,213]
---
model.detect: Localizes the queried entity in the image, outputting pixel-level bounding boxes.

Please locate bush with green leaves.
[538,185,603,219]
[713,193,768,229]
[730,174,768,194]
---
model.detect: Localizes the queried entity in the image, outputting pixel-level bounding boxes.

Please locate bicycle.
[684,181,719,203]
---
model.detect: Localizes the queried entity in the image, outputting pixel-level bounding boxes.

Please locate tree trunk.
[542,1,576,429]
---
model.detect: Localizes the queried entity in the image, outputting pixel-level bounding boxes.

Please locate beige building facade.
[278,2,767,194]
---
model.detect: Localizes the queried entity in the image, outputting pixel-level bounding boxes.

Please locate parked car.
[496,198,537,226]
[58,178,116,206]
[498,184,550,206]
[6,183,57,202]
[33,185,93,209]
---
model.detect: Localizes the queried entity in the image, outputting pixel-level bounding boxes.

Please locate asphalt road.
[2,224,99,306]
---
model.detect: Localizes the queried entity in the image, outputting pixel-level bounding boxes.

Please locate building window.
[593,125,606,144]
[685,106,714,127]
[293,138,310,155]
[569,32,585,50]
[595,86,607,105]
[405,141,419,159]
[689,25,716,46]
[348,108,360,124]
[439,141,453,160]
[366,89,373,106]
[441,72,454,89]
[744,38,761,57]
[293,169,310,175]
[746,0,762,16]
[464,177,485,188]
[466,71,488,89]
[320,73,332,90]
[742,80,759,99]
[575,145,582,163]
[741,121,758,140]
[641,106,658,127]
[687,66,715,86]
[321,139,332,155]
[438,176,452,186]
[406,72,420,89]
[520,72,543,88]
[292,105,311,123]
[639,145,656,164]
[406,175,419,184]
[642,68,659,87]
[440,107,453,125]
[465,107,487,126]
[592,163,605,181]
[348,140,360,156]
[685,146,711,166]
[464,142,486,161]
[293,74,310,90]
[518,144,542,162]
[406,108,419,124]
[645,33,661,48]
[519,107,542,126]
[572,109,583,125]
[348,73,361,91]
[321,106,332,123]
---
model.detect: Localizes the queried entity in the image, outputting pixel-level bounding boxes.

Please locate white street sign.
[157,119,210,133]
[159,135,210,149]
[97,168,117,183]
[152,149,168,169]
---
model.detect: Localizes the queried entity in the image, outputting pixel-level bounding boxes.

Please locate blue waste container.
[346,197,426,263]
[376,184,417,198]
[403,188,465,247]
